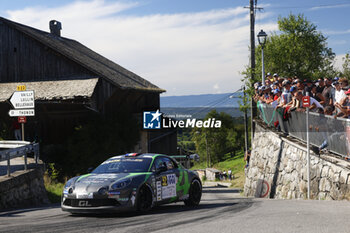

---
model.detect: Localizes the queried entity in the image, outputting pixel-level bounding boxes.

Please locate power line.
[266,2,350,10]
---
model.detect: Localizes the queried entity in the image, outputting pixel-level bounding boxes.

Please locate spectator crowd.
[254,73,350,155]
[254,73,350,118]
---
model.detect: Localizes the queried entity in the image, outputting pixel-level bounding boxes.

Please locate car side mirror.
[156,165,167,174]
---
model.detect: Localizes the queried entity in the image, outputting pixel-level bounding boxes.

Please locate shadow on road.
[202,188,241,194]
[0,203,61,217]
[68,198,254,218]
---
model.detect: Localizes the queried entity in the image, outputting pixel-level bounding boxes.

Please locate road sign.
[18,116,27,123]
[302,96,310,108]
[16,85,26,91]
[8,109,35,117]
[10,90,35,109]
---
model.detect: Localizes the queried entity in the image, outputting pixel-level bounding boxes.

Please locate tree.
[191,110,244,166]
[245,13,335,86]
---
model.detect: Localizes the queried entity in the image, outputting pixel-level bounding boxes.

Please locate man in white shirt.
[334,81,346,103]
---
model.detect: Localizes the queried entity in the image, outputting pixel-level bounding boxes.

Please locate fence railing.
[0,141,40,177]
[257,101,350,157]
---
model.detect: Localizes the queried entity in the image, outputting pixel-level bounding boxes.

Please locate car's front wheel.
[136,184,153,211]
[184,179,202,207]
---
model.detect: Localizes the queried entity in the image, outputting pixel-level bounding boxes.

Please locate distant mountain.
[160,92,242,108]
[159,93,244,119]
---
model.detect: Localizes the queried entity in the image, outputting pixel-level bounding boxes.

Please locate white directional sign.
[10,91,35,109]
[8,109,35,117]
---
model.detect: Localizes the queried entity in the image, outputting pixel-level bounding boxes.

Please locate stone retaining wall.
[244,122,350,200]
[0,167,49,210]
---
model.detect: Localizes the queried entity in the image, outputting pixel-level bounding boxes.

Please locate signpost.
[8,109,35,117]
[8,86,35,141]
[9,90,35,109]
[302,96,310,108]
[18,116,27,124]
[304,93,310,199]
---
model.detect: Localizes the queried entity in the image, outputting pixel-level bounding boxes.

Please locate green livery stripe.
[176,169,190,195]
[147,154,162,172]
[77,173,92,182]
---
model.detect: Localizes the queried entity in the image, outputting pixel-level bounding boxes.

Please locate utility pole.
[245,0,263,151]
[243,86,249,153]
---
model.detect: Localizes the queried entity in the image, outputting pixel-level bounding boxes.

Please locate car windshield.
[92,157,152,173]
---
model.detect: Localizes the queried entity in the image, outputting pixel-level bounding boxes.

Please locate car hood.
[73,173,133,193]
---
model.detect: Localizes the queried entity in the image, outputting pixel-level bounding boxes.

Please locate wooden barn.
[0,17,177,155]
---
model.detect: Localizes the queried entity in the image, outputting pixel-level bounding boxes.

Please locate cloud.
[321,29,350,36]
[6,0,277,96]
[310,3,350,11]
[334,54,346,71]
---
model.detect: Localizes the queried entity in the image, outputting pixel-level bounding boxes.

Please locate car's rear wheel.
[136,184,153,211]
[184,179,202,207]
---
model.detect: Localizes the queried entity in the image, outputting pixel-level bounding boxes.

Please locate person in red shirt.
[12,120,21,140]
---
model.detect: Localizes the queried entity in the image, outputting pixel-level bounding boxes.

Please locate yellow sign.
[162,176,167,186]
[16,85,26,91]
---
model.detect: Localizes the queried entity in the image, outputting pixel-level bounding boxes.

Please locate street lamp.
[257,29,267,85]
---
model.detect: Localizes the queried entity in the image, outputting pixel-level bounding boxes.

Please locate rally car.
[61,153,202,214]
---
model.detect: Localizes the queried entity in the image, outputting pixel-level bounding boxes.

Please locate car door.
[154,156,180,204]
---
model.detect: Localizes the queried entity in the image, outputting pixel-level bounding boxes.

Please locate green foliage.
[178,128,196,152]
[44,181,64,203]
[261,14,335,79]
[46,163,60,182]
[191,151,246,189]
[243,13,336,90]
[191,110,245,166]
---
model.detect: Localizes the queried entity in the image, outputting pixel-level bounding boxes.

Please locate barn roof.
[0,17,165,93]
[0,78,99,102]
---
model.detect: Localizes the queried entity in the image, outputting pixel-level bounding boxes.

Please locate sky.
[1,0,349,96]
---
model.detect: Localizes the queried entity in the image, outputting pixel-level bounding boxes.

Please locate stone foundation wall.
[244,122,350,200]
[0,167,49,210]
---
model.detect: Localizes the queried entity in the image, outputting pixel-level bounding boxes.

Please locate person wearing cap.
[339,78,349,91]
[276,80,292,108]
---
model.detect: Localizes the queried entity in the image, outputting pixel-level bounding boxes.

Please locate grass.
[43,174,64,203]
[191,151,246,189]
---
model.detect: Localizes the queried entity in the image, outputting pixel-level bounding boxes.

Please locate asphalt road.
[0,186,349,233]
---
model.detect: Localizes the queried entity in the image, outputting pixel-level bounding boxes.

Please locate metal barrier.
[0,141,40,177]
[257,101,349,157]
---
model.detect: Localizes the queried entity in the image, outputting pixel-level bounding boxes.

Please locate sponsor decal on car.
[117,197,129,202]
[76,192,94,199]
[161,174,177,199]
[156,181,162,201]
[108,191,121,198]
[78,200,92,207]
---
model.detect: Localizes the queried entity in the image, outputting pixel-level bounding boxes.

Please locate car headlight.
[64,179,74,189]
[63,178,75,194]
[111,178,132,190]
